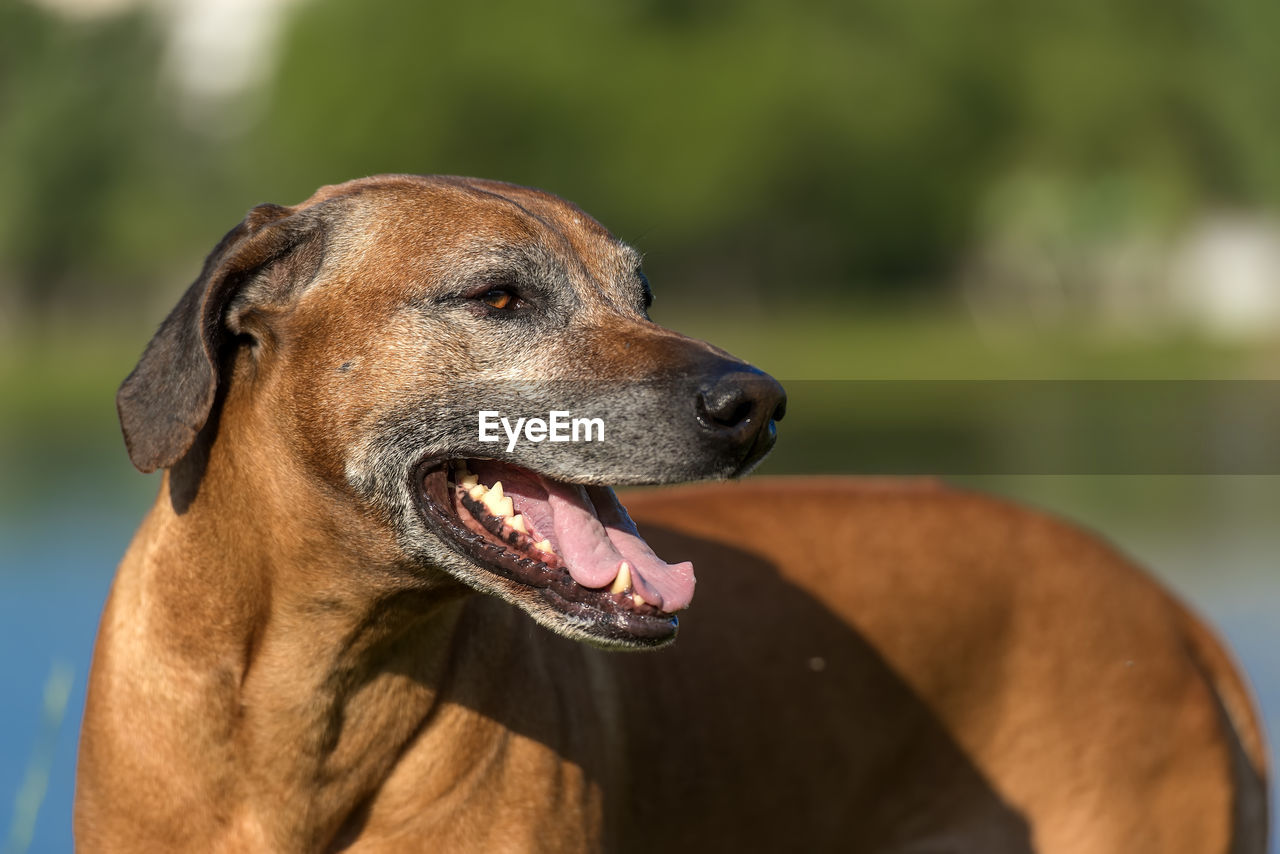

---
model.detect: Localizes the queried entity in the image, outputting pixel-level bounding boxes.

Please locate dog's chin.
[414,459,695,650]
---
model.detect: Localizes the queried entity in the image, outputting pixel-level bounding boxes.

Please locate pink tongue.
[587,487,696,612]
[465,462,696,612]
[544,480,628,589]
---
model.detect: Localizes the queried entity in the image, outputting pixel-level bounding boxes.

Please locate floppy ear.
[117,202,325,473]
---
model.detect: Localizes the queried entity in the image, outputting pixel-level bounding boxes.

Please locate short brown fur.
[78,176,1268,852]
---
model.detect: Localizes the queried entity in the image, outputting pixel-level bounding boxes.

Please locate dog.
[77,175,1268,852]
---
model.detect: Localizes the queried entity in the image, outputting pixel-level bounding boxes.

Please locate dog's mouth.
[416,459,694,645]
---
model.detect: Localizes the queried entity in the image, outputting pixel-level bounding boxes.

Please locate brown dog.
[77,175,1267,852]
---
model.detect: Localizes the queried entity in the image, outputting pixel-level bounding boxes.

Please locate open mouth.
[417,459,695,645]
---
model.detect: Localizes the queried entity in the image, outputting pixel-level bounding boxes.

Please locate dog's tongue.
[544,482,625,588]
[542,481,696,612]
[467,462,695,612]
[588,486,696,613]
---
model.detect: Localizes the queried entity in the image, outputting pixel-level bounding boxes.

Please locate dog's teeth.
[483,491,514,519]
[480,489,500,513]
[631,590,647,606]
[610,561,632,595]
[468,484,486,500]
[481,482,513,517]
[509,514,527,534]
[459,473,479,489]
[534,539,554,554]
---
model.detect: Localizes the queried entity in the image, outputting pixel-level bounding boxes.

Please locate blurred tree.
[0,5,165,310]
[0,0,1277,312]
[238,0,1280,303]
[237,0,1022,298]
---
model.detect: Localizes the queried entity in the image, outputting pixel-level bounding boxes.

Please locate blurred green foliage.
[1,0,1277,313]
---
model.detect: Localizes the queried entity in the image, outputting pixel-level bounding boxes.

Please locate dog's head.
[118,175,785,649]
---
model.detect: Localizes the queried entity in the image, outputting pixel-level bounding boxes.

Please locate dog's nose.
[695,369,787,466]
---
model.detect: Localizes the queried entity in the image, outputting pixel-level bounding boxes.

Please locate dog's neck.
[93,414,614,850]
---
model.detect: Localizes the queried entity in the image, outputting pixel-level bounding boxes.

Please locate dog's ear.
[117,202,326,473]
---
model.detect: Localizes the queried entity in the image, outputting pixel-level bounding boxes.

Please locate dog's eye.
[479,288,520,310]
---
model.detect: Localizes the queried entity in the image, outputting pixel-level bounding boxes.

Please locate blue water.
[2,484,1277,853]
[1,508,137,854]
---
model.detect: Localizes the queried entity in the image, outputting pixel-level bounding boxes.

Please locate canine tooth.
[468,484,486,500]
[509,514,528,533]
[459,473,479,489]
[534,539,554,554]
[631,591,647,606]
[610,562,632,595]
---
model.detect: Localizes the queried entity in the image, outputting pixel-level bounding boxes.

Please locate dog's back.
[609,478,1268,853]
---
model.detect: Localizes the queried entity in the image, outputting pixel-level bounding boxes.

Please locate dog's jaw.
[411,459,685,650]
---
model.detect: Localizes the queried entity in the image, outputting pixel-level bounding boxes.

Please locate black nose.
[695,369,787,465]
